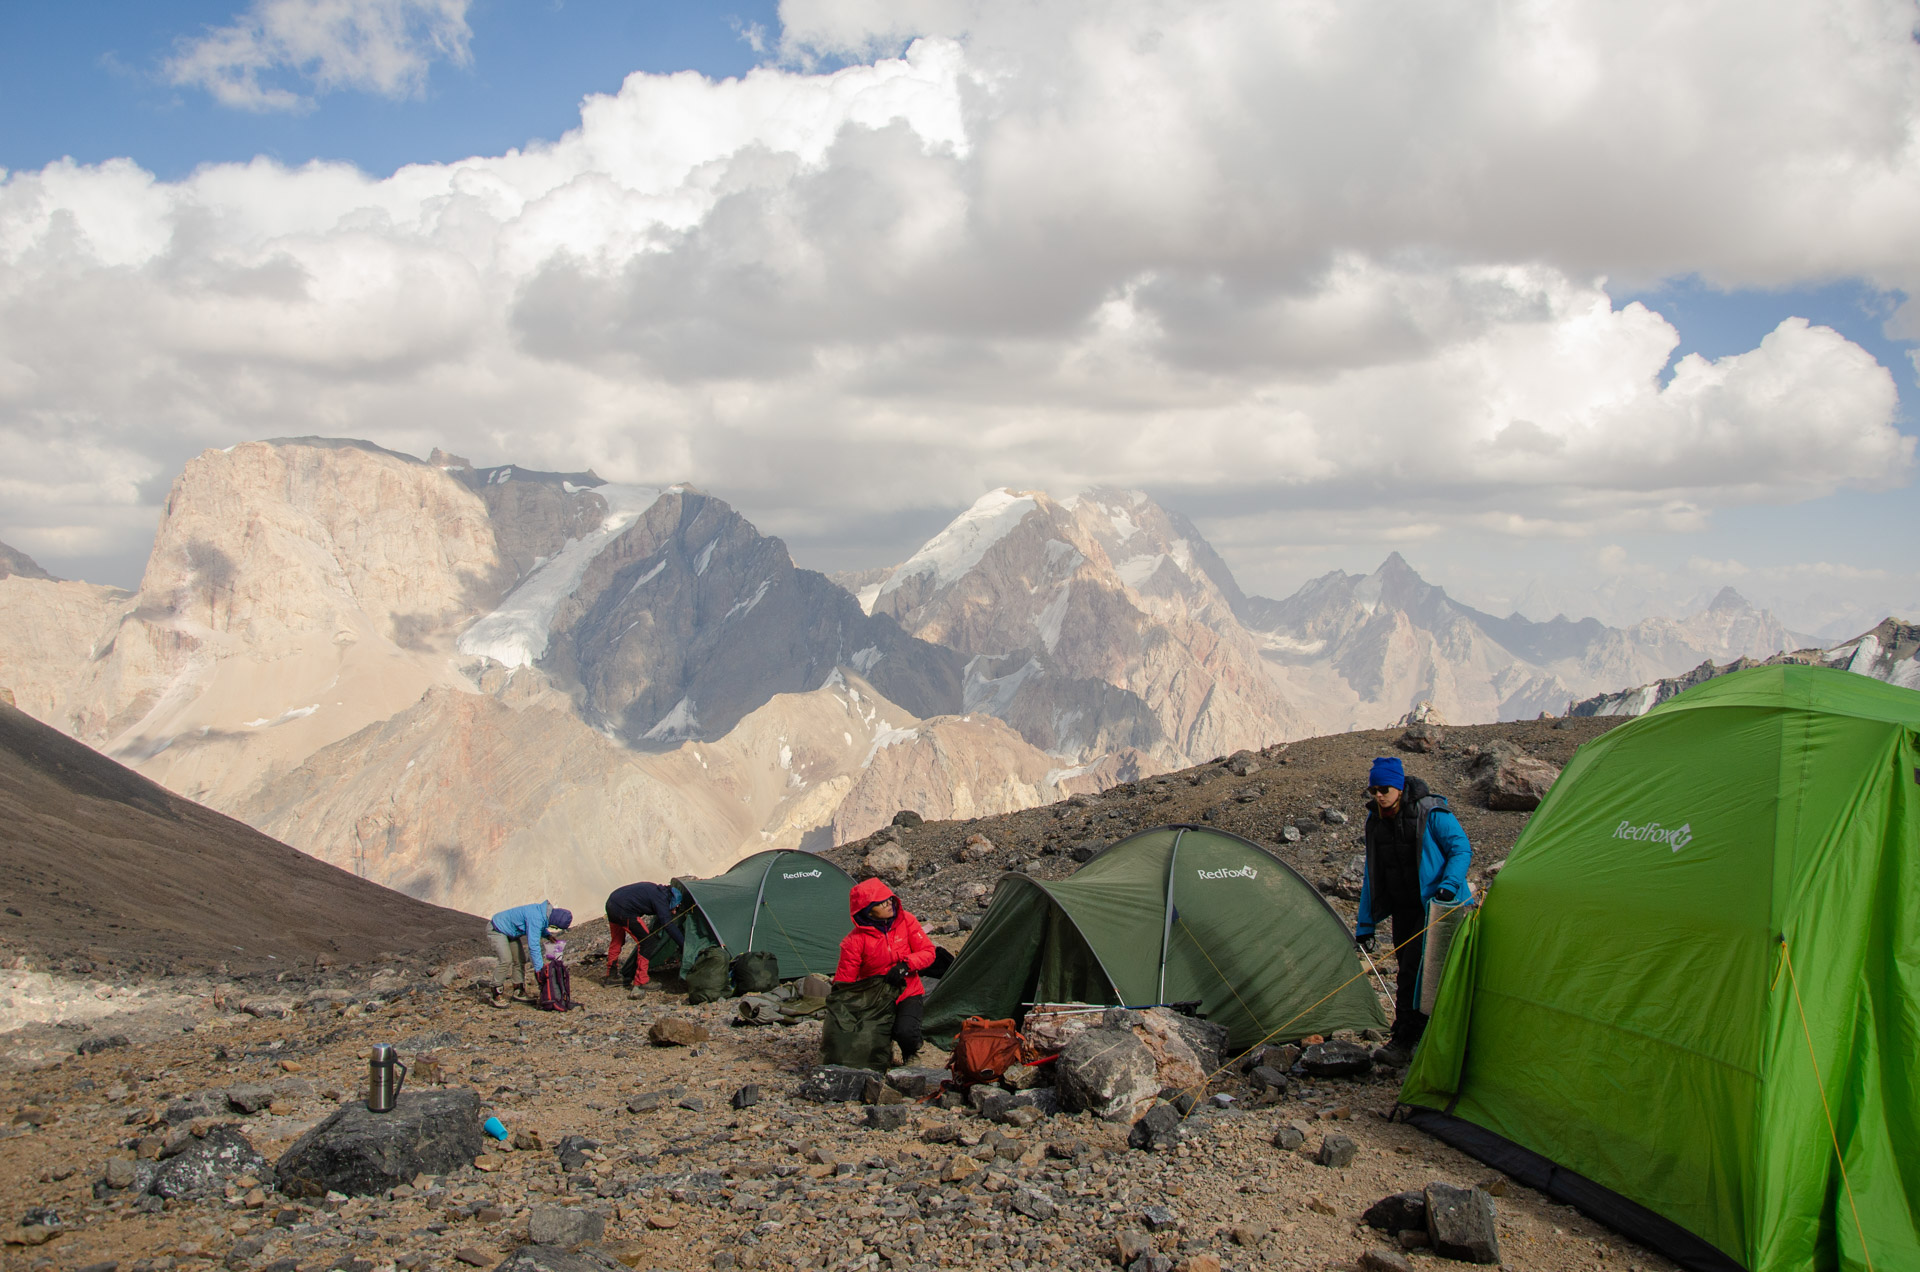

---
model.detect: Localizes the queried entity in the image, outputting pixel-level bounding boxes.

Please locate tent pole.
[1158,829,1186,1004]
[746,851,781,952]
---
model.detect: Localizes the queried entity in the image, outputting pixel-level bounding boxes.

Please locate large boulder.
[1481,753,1560,811]
[275,1089,484,1197]
[795,1066,882,1103]
[150,1125,267,1199]
[861,841,912,882]
[1154,1010,1229,1075]
[1055,1026,1159,1123]
[1299,1039,1373,1078]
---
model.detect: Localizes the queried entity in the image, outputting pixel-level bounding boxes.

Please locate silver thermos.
[366,1044,407,1113]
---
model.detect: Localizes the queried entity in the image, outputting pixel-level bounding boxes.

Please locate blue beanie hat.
[547,907,573,931]
[1368,757,1405,790]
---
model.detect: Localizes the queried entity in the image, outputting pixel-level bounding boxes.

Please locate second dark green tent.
[672,849,854,980]
[922,825,1384,1049]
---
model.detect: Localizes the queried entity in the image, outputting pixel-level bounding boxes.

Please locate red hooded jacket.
[835,878,936,1003]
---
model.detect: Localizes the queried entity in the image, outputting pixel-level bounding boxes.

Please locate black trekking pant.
[892,994,925,1065]
[1387,890,1428,1049]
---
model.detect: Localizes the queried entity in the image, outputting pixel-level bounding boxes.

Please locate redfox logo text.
[1196,866,1258,880]
[783,870,823,880]
[1614,820,1693,851]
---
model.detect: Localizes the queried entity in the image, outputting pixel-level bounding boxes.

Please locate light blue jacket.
[490,901,554,972]
[1354,788,1475,942]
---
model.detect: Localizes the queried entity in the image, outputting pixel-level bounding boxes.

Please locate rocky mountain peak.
[0,539,55,582]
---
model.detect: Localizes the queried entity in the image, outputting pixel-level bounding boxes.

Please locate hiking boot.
[627,983,649,1000]
[1371,1041,1413,1068]
[490,990,512,1010]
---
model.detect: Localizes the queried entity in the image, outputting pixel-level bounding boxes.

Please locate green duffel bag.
[684,944,732,1004]
[731,951,780,995]
[821,976,897,1072]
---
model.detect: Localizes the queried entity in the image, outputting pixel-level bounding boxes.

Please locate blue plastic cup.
[483,1116,507,1141]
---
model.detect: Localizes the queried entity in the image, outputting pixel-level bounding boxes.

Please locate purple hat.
[547,907,573,931]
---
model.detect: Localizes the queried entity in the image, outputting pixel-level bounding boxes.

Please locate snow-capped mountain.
[1569,617,1920,716]
[864,488,1300,769]
[0,440,1081,915]
[1242,554,1797,728]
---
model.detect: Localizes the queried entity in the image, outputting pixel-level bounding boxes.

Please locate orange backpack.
[950,1017,1030,1087]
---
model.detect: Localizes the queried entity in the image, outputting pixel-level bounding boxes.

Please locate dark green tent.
[672,850,854,980]
[1403,665,1920,1272]
[922,825,1385,1050]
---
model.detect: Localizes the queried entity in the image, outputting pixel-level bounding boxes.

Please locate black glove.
[884,961,909,988]
[1357,934,1378,954]
[1434,886,1457,904]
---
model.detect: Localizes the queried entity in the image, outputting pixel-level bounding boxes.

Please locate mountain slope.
[0,698,476,975]
[868,488,1298,768]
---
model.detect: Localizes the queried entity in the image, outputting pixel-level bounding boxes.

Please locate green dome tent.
[671,850,855,980]
[1403,665,1920,1272]
[922,825,1385,1050]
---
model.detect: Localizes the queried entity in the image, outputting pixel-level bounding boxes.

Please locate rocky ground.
[0,717,1678,1272]
[820,716,1621,938]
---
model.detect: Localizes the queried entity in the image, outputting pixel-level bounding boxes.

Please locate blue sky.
[2,1,1916,636]
[1,1,780,179]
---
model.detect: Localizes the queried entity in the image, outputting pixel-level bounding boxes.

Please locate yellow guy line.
[1779,938,1875,1272]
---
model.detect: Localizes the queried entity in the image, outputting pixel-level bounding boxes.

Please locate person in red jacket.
[835,877,938,1065]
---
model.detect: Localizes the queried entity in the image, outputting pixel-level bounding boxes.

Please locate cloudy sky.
[3,0,1917,636]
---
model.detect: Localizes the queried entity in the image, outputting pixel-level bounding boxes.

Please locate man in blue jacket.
[1354,756,1474,1065]
[488,901,573,1009]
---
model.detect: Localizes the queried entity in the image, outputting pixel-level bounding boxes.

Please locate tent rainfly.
[1404,665,1920,1272]
[671,850,855,980]
[922,825,1385,1050]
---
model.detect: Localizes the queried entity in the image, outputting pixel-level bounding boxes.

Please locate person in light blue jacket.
[1353,756,1474,1065]
[488,901,573,1008]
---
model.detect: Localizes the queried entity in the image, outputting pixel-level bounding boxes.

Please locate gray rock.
[1279,824,1302,843]
[150,1125,267,1199]
[1160,1012,1228,1072]
[892,809,924,828]
[161,1091,228,1125]
[1141,1203,1178,1231]
[1299,1039,1373,1077]
[1069,840,1103,863]
[795,1066,883,1103]
[1011,1186,1055,1220]
[957,913,983,931]
[1008,1087,1060,1117]
[1482,754,1561,812]
[275,1088,484,1198]
[102,1158,139,1189]
[1249,1065,1289,1096]
[527,1205,605,1249]
[862,1105,910,1131]
[626,1093,664,1114]
[1359,1251,1416,1272]
[968,1086,1013,1121]
[1425,1182,1501,1263]
[1321,808,1349,825]
[1397,724,1443,754]
[1317,1133,1358,1167]
[1225,750,1261,776]
[676,1097,705,1112]
[1364,1190,1427,1233]
[729,1085,759,1110]
[1127,1102,1182,1152]
[225,1085,276,1115]
[886,1067,950,1098]
[1101,1008,1144,1029]
[491,1246,628,1272]
[1126,1256,1175,1272]
[862,842,911,882]
[1271,1123,1305,1150]
[1055,1027,1159,1122]
[554,1136,597,1171]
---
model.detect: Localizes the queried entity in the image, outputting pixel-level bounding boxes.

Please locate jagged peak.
[1706,586,1751,614]
[0,539,56,582]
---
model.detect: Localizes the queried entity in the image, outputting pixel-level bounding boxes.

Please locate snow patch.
[644,696,701,742]
[849,645,884,673]
[1033,585,1071,653]
[244,704,319,728]
[1116,554,1165,589]
[694,538,718,575]
[1846,634,1882,676]
[964,655,1044,717]
[725,578,772,621]
[862,723,920,767]
[624,559,666,597]
[458,484,663,667]
[855,582,883,615]
[877,489,1037,600]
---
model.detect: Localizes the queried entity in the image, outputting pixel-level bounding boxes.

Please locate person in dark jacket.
[604,881,685,995]
[834,878,937,1065]
[1354,756,1475,1065]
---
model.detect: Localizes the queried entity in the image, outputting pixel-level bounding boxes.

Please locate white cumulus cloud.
[167,0,473,112]
[0,0,1914,619]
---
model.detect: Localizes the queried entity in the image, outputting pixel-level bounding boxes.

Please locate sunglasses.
[1366,785,1399,795]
